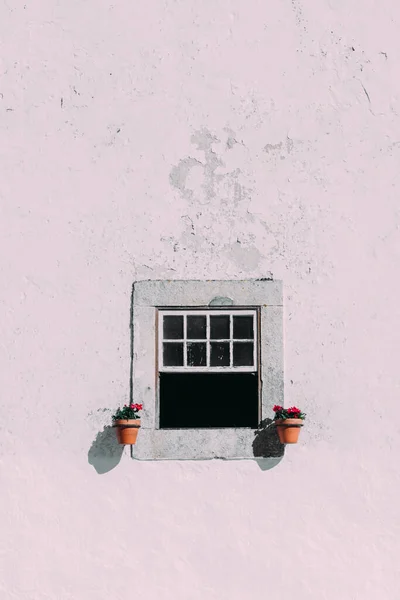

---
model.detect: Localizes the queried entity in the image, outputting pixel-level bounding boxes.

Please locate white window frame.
[158,309,258,373]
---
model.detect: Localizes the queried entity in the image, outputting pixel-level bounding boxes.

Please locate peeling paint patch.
[190,128,220,152]
[169,157,203,200]
[264,136,294,155]
[224,127,240,150]
[169,128,235,205]
[264,141,283,153]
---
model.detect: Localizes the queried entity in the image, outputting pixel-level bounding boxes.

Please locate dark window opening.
[159,373,259,429]
[187,315,207,339]
[187,342,207,366]
[163,343,184,366]
[210,342,230,366]
[163,315,183,339]
[233,342,254,366]
[210,315,230,339]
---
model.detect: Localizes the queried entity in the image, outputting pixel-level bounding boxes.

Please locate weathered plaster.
[133,279,282,307]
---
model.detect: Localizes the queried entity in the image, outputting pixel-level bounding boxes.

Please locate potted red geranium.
[273,405,305,444]
[112,403,143,445]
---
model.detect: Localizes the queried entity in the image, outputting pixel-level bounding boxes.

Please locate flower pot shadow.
[88,426,123,474]
[252,418,284,468]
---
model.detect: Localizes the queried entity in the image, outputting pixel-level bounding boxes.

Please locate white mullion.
[160,309,255,316]
[159,313,164,368]
[160,366,255,373]
[253,313,257,368]
[206,313,210,367]
[229,314,233,367]
[183,314,187,367]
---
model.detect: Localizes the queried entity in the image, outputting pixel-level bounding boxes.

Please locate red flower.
[273,405,283,412]
[287,406,301,417]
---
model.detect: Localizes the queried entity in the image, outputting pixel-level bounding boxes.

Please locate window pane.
[163,315,183,340]
[210,315,230,339]
[233,342,254,366]
[163,343,184,366]
[187,342,207,366]
[233,316,254,339]
[210,342,230,367]
[187,315,206,339]
[159,372,259,429]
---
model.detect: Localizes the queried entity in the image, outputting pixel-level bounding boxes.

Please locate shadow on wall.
[252,418,284,469]
[88,426,124,474]
[88,285,133,475]
[88,420,284,472]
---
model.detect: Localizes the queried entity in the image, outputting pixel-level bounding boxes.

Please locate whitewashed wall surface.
[1,1,400,599]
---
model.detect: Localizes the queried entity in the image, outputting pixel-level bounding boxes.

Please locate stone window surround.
[131,279,283,460]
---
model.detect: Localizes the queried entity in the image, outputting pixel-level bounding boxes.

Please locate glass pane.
[233,316,254,339]
[163,343,184,366]
[210,315,230,339]
[210,342,230,367]
[187,315,206,339]
[163,315,183,340]
[233,342,254,366]
[187,342,207,366]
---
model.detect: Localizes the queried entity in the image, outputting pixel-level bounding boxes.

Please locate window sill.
[132,426,283,460]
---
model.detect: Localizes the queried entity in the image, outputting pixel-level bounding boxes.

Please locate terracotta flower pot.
[115,419,141,445]
[275,418,303,444]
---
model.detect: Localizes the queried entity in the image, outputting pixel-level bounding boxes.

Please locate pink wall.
[2,1,400,598]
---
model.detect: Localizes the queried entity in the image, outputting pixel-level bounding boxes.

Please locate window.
[131,279,283,460]
[159,310,257,371]
[158,310,259,428]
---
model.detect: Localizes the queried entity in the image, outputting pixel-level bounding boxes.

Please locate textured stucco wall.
[2,1,400,599]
